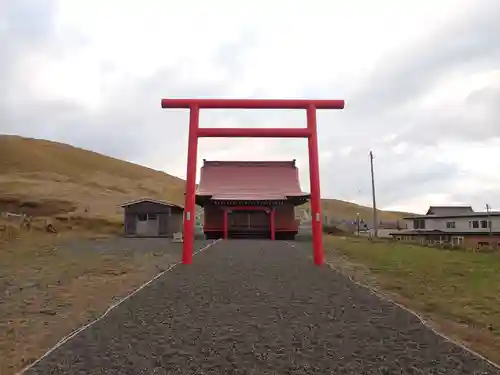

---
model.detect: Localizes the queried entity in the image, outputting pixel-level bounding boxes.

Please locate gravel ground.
[60,236,212,255]
[24,240,500,375]
[56,236,215,273]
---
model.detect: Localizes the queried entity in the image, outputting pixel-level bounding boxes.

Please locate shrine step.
[228,231,271,239]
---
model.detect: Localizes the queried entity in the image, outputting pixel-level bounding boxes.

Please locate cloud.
[2,0,500,213]
[349,0,500,112]
[0,0,54,112]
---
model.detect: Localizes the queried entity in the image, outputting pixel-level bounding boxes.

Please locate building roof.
[425,206,474,215]
[120,198,183,209]
[196,160,309,201]
[390,229,500,236]
[378,221,405,229]
[390,229,447,235]
[404,205,500,219]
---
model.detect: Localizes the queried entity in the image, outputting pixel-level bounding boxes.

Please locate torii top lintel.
[160,98,345,110]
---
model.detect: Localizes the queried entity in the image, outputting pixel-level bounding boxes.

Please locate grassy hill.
[320,199,409,223]
[0,135,410,226]
[0,135,186,224]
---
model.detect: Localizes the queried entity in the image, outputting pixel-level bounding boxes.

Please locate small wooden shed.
[120,198,183,237]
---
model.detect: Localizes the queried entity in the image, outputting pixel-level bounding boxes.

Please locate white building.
[391,206,500,247]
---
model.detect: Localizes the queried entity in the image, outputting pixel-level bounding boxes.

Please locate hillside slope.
[0,135,409,223]
[321,198,409,223]
[0,135,185,220]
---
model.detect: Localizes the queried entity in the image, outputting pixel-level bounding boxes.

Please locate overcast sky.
[1,0,500,213]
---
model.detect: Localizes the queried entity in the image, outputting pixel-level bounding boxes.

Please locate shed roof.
[120,198,183,209]
[196,160,309,201]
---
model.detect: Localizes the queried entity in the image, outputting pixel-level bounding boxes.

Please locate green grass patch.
[324,235,500,365]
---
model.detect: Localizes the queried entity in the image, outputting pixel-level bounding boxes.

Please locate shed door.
[159,214,169,236]
[136,214,159,236]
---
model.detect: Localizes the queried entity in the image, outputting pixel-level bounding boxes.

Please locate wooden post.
[223,209,229,240]
[270,207,276,240]
[307,105,324,265]
[181,105,199,264]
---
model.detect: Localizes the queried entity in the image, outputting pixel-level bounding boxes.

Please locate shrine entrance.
[160,98,345,266]
[228,209,271,239]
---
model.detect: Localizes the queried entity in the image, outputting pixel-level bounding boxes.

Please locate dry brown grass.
[0,231,181,375]
[0,135,186,223]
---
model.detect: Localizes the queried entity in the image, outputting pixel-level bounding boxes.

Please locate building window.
[469,220,479,229]
[446,221,456,229]
[137,213,147,221]
[147,214,158,220]
[413,219,426,229]
[480,220,489,229]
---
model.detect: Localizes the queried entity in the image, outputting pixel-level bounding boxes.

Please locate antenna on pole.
[370,151,378,238]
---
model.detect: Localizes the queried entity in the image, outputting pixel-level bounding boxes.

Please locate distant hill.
[0,135,185,220]
[0,135,410,223]
[319,198,410,224]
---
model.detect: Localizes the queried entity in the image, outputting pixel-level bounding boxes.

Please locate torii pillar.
[160,98,345,266]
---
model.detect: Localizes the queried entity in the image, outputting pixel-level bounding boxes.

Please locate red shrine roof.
[196,160,310,202]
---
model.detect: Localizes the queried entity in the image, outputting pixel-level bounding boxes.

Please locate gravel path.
[60,236,213,255]
[24,240,500,375]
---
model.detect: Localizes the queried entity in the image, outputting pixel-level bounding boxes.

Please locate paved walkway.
[25,240,500,375]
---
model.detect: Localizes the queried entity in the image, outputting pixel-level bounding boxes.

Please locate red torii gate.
[160,98,345,266]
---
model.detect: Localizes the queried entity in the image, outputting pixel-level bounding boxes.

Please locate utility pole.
[486,203,492,237]
[370,151,378,238]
